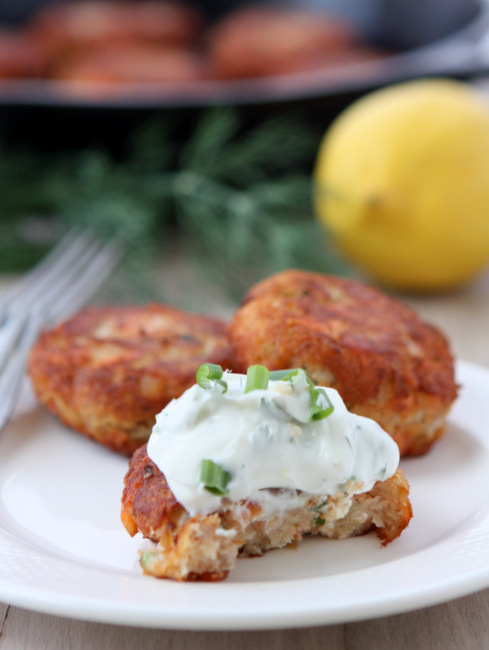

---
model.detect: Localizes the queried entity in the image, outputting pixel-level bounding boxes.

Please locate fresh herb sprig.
[0,108,350,302]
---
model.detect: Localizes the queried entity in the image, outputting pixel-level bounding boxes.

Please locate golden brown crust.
[121,444,181,539]
[330,468,413,545]
[28,304,233,455]
[121,445,412,582]
[229,269,458,456]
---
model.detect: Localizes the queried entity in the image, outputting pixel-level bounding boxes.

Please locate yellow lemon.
[314,78,489,291]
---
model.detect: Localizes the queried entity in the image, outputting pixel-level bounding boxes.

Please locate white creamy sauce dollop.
[147,371,400,516]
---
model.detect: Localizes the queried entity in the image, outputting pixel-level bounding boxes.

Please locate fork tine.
[0,229,124,430]
[47,240,125,324]
[0,310,45,431]
[0,316,27,373]
[25,237,123,323]
[0,229,97,322]
[0,228,93,323]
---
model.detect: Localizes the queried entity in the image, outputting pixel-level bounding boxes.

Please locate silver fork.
[0,228,124,431]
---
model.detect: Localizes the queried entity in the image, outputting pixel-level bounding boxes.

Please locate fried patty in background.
[229,269,458,456]
[28,303,232,455]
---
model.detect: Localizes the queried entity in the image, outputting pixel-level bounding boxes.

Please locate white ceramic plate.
[0,359,488,630]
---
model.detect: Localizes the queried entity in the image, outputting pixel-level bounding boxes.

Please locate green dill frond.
[0,107,350,303]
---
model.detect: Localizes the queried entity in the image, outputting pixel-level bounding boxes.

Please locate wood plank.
[345,589,489,650]
[0,606,10,639]
[0,608,345,650]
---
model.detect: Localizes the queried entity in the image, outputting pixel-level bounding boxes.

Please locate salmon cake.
[121,359,412,583]
[229,270,458,456]
[122,446,411,582]
[28,304,232,455]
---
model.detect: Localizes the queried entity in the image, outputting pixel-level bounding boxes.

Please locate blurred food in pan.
[51,43,209,84]
[29,0,203,59]
[205,5,372,79]
[0,27,48,78]
[0,0,386,89]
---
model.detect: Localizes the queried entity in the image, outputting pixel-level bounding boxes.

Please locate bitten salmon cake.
[229,269,458,456]
[121,365,412,582]
[28,304,233,455]
[122,445,412,582]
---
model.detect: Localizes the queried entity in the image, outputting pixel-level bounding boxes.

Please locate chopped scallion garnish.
[272,368,334,421]
[310,387,334,421]
[140,550,159,570]
[269,368,299,380]
[196,363,227,393]
[276,368,306,385]
[245,365,270,393]
[200,459,231,495]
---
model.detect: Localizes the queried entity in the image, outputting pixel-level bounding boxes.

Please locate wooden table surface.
[1,267,489,650]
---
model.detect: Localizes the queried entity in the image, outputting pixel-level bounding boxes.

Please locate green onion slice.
[272,368,334,421]
[273,368,304,384]
[269,369,299,380]
[196,363,227,393]
[200,459,231,496]
[244,365,270,393]
[310,386,334,421]
[140,550,159,570]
